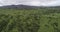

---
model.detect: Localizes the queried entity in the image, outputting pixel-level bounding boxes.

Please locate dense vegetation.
[0,8,59,32]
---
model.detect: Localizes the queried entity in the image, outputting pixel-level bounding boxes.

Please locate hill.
[0,5,60,9]
[0,5,40,9]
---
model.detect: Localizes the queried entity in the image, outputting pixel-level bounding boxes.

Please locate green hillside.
[0,8,59,32]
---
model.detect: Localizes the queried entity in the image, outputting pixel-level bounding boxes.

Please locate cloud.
[0,0,60,6]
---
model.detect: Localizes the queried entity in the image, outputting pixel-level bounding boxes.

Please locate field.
[0,8,59,32]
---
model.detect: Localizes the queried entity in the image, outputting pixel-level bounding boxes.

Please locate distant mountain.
[0,5,40,9]
[0,4,60,9]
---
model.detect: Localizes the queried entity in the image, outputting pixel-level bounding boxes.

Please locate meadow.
[0,8,59,32]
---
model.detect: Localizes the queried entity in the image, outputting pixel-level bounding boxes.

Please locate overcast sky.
[0,0,60,6]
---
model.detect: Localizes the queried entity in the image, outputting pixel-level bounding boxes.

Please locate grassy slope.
[0,8,59,32]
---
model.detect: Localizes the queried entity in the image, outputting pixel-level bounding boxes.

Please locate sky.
[0,0,60,6]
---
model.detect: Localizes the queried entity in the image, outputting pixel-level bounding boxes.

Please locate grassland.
[0,8,59,32]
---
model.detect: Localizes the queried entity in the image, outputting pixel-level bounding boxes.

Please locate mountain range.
[0,4,60,9]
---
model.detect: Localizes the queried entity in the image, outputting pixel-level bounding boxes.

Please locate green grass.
[0,8,59,32]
